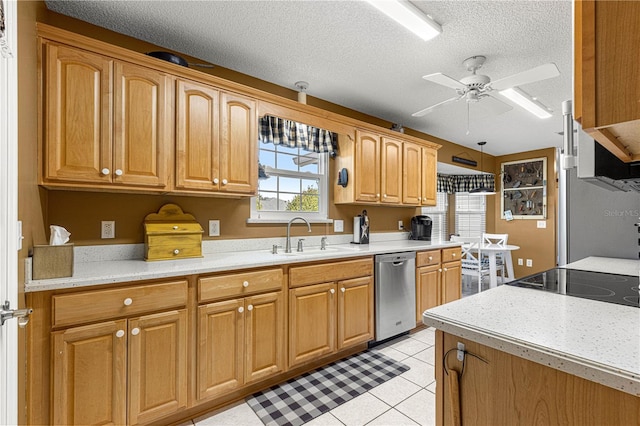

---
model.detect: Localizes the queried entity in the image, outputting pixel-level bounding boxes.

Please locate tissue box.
[32,244,74,280]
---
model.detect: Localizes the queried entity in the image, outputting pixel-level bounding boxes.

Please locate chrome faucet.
[286,217,311,253]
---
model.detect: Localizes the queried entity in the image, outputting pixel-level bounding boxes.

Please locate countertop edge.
[422,312,640,397]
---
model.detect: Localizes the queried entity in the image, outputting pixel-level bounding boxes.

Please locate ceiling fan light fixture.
[366,0,442,41]
[498,87,552,119]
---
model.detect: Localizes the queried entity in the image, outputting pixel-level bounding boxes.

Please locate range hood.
[577,132,640,192]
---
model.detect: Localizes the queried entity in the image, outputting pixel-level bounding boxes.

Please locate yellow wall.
[493,148,558,277]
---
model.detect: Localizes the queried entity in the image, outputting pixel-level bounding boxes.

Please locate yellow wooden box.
[143,204,204,261]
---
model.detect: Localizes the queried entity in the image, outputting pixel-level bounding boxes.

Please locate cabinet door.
[421,147,437,206]
[416,265,441,323]
[402,142,422,205]
[380,137,402,204]
[337,276,374,349]
[441,261,462,304]
[175,79,220,191]
[44,43,113,184]
[244,291,285,383]
[113,62,171,189]
[197,299,244,401]
[354,130,380,202]
[52,320,127,426]
[289,283,337,367]
[128,309,188,425]
[219,92,257,194]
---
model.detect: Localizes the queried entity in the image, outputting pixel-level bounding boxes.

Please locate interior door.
[0,2,20,422]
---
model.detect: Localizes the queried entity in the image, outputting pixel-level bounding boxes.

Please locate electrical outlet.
[208,220,220,237]
[101,221,115,239]
[333,220,344,233]
[537,220,546,228]
[398,220,404,231]
[517,258,523,266]
[526,259,533,267]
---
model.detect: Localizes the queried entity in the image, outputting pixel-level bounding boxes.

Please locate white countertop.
[423,257,640,396]
[25,237,460,292]
[562,256,639,277]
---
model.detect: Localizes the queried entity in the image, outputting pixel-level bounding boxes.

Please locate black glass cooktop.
[507,268,640,308]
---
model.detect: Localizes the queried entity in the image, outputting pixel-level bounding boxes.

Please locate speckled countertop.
[423,257,640,396]
[25,234,460,292]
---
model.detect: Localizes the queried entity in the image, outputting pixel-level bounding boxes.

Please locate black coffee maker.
[409,215,432,241]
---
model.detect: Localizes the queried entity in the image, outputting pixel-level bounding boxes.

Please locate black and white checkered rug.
[246,350,409,426]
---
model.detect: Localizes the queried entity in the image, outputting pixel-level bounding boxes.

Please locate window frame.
[249,145,331,223]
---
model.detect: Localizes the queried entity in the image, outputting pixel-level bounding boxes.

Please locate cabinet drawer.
[442,247,462,263]
[198,268,283,303]
[416,250,440,267]
[146,237,203,261]
[52,280,188,327]
[289,258,373,288]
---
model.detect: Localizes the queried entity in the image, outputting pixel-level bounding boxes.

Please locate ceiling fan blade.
[422,73,467,90]
[412,95,462,117]
[478,94,513,116]
[489,63,560,91]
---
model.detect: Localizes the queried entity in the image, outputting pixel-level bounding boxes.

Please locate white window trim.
[249,151,330,223]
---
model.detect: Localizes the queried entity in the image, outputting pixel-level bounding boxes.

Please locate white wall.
[567,168,640,262]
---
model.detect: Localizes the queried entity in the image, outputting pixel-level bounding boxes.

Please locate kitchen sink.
[275,246,360,256]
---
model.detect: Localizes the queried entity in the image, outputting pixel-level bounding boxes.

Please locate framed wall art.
[0,0,12,58]
[501,157,546,219]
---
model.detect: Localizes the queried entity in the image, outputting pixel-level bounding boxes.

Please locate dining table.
[467,243,520,289]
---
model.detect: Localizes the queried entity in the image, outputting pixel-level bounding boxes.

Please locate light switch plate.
[517,258,523,266]
[537,220,546,228]
[526,259,533,267]
[208,220,220,237]
[334,220,344,233]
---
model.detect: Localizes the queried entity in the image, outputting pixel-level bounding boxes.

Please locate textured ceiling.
[45,0,573,157]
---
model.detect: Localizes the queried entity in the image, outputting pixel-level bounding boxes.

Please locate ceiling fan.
[412,55,560,119]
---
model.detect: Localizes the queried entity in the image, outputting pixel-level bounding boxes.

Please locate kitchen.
[2,1,639,425]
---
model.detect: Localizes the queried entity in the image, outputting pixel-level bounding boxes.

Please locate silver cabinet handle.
[238,306,244,313]
[116,330,125,338]
[114,169,123,176]
[131,327,140,336]
[243,281,249,288]
[222,179,228,185]
[101,168,110,176]
[123,298,133,306]
[213,178,219,184]
[341,287,346,293]
[444,267,448,271]
[330,289,335,294]
[439,268,442,272]
[247,305,253,311]
[173,249,180,255]
[428,256,433,261]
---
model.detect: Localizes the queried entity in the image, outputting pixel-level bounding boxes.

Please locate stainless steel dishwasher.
[374,251,416,342]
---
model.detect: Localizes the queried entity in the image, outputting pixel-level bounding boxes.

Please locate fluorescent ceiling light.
[366,0,442,41]
[499,87,553,119]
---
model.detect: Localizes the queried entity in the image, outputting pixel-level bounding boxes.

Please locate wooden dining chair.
[450,236,490,293]
[481,233,509,282]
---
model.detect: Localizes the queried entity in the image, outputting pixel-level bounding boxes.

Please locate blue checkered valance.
[437,173,495,193]
[259,115,337,155]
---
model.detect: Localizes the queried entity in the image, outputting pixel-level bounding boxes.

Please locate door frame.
[0,0,20,423]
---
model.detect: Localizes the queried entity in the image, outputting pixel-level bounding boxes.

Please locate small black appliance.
[410,215,432,241]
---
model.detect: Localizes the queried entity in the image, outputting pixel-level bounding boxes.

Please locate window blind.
[421,192,448,242]
[455,193,486,238]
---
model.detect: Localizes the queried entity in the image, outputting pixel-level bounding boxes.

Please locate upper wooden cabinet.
[335,130,438,207]
[42,42,171,190]
[575,1,640,162]
[175,79,257,195]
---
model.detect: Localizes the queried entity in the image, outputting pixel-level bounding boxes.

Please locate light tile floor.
[182,278,485,426]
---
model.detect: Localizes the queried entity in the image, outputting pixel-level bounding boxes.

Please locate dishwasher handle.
[392,260,405,267]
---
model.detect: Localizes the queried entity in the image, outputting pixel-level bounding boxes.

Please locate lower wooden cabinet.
[416,248,462,323]
[197,291,285,401]
[288,259,374,368]
[51,309,187,426]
